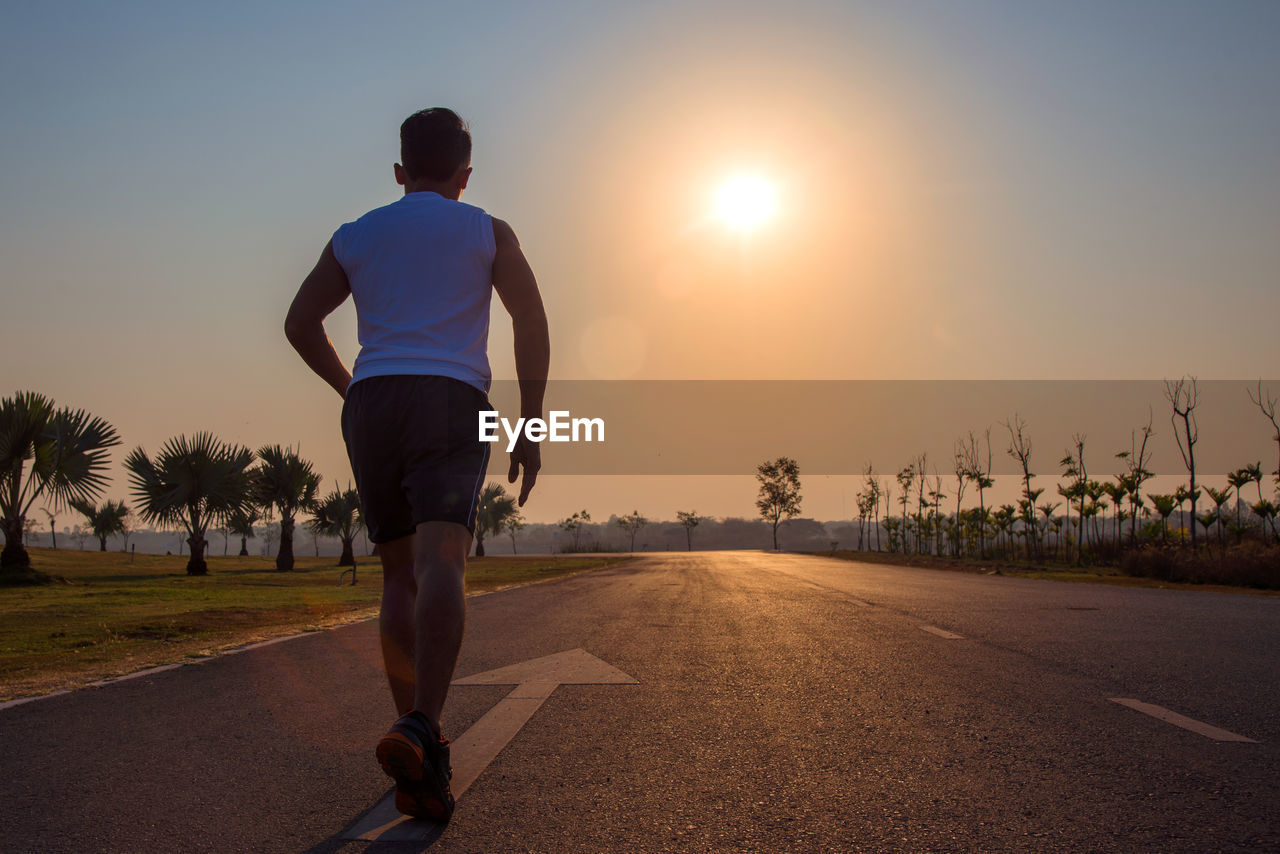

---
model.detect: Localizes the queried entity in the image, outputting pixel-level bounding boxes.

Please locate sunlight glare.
[715,175,777,231]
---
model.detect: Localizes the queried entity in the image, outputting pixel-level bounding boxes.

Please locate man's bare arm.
[284,241,353,399]
[492,218,549,506]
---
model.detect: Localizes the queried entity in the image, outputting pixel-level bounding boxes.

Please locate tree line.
[840,378,1279,567]
[1,390,363,576]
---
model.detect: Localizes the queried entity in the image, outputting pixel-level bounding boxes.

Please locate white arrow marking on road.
[1108,698,1258,743]
[343,648,637,842]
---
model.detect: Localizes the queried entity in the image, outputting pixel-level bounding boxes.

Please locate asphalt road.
[1,552,1277,853]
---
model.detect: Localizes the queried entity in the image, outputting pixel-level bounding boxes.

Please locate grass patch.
[0,548,628,701]
[811,549,1280,597]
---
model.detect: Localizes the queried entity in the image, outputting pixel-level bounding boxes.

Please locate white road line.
[919,625,964,639]
[1109,698,1259,743]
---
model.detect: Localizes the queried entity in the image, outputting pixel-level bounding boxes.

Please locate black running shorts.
[341,375,491,542]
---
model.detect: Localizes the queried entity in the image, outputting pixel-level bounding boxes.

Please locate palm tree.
[1038,502,1060,560]
[227,505,260,556]
[251,445,320,571]
[1102,482,1127,549]
[308,486,363,566]
[41,508,58,550]
[125,433,253,575]
[1251,499,1277,546]
[474,482,517,557]
[70,499,130,551]
[1149,494,1177,544]
[1245,462,1265,503]
[1,391,121,570]
[1203,486,1232,547]
[1227,468,1253,533]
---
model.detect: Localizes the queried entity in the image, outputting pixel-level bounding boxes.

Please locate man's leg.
[376,521,472,729]
[410,520,472,733]
[377,534,417,716]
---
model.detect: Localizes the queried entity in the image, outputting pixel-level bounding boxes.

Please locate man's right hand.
[508,434,541,506]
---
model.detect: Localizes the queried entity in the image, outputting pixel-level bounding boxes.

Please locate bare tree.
[1248,380,1280,486]
[1165,377,1200,551]
[959,429,993,559]
[951,442,969,557]
[1116,412,1154,549]
[896,463,915,554]
[1059,435,1088,565]
[914,453,929,554]
[1005,415,1041,562]
[862,464,882,552]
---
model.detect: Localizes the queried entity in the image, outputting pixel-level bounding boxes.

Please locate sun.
[714,174,777,231]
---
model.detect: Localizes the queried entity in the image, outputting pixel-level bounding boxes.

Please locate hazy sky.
[3,1,1278,522]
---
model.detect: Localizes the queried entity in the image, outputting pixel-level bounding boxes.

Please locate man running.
[284,107,549,821]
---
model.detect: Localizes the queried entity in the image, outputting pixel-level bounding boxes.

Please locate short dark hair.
[400,108,471,182]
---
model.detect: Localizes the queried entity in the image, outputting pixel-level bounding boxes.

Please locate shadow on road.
[301,787,447,853]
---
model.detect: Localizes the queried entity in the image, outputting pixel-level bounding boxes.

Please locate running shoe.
[375,710,455,821]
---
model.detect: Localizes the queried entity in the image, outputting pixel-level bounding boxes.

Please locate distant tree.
[71,524,89,550]
[474,483,517,558]
[39,508,58,550]
[615,510,648,552]
[1251,499,1277,545]
[756,457,802,551]
[1226,467,1253,539]
[251,445,320,571]
[70,499,130,551]
[1149,494,1177,544]
[1101,482,1127,550]
[1245,461,1265,503]
[0,391,121,570]
[558,510,591,552]
[950,443,970,557]
[228,505,259,556]
[1165,377,1200,551]
[927,474,945,557]
[308,486,364,566]
[1203,486,1232,547]
[1059,434,1088,565]
[1004,415,1041,561]
[260,520,281,557]
[1248,380,1280,484]
[503,513,525,554]
[860,463,882,552]
[1038,502,1060,560]
[960,429,994,559]
[1117,414,1155,548]
[126,434,254,575]
[895,462,915,554]
[676,510,702,551]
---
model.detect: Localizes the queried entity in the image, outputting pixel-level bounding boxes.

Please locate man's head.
[395,108,472,197]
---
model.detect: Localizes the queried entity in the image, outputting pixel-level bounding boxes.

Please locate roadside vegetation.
[840,377,1280,590]
[0,548,628,701]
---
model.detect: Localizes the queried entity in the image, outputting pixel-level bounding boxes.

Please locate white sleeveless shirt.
[332,191,496,392]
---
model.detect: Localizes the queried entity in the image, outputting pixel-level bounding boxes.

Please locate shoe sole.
[376,732,453,821]
[375,732,424,783]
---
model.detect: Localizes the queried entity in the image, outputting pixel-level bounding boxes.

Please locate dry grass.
[0,548,627,701]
